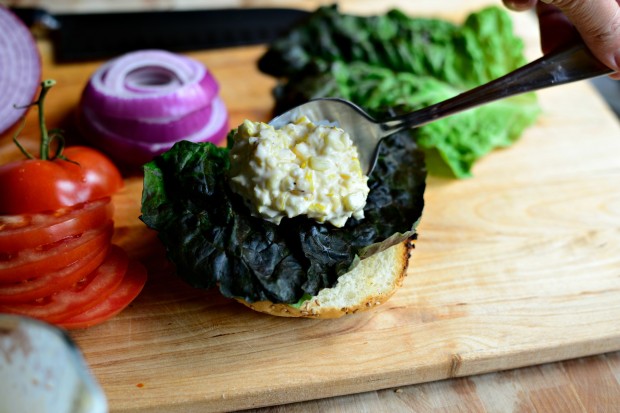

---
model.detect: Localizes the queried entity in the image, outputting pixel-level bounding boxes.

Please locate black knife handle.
[10,7,310,61]
[10,7,60,29]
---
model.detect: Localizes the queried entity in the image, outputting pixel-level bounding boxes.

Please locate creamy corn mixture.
[228,117,369,227]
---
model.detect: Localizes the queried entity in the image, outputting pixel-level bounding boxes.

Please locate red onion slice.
[81,102,215,144]
[78,97,229,165]
[80,50,219,120]
[0,6,41,135]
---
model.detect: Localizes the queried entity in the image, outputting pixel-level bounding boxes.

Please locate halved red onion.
[0,6,41,135]
[78,97,229,165]
[80,50,219,120]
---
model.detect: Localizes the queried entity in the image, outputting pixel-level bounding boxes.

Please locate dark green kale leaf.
[140,131,426,304]
[258,5,540,178]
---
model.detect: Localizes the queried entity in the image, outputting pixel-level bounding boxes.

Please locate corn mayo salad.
[228,117,370,227]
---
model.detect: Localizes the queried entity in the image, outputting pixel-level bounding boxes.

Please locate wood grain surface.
[245,352,620,412]
[1,1,620,412]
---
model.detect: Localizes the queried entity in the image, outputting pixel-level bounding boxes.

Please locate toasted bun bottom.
[236,237,415,318]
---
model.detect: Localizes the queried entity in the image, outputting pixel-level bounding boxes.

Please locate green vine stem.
[37,79,55,160]
[13,79,66,161]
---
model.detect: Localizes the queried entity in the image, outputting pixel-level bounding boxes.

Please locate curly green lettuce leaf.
[141,130,426,304]
[259,5,540,178]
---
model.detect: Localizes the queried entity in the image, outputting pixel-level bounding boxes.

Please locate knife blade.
[11,7,310,61]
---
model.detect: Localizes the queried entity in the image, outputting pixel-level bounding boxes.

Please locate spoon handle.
[381,41,613,135]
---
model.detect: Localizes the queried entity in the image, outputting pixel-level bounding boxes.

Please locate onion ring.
[78,97,229,165]
[81,97,215,143]
[80,50,219,120]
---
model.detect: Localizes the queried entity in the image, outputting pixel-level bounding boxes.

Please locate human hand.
[503,0,620,79]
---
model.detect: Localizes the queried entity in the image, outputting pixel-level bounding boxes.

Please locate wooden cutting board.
[1,2,620,412]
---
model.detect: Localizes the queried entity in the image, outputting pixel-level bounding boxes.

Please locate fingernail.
[611,53,620,78]
[614,48,620,66]
[504,0,538,10]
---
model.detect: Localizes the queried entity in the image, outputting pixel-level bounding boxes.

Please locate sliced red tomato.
[0,198,113,253]
[0,146,123,214]
[0,222,113,283]
[58,259,147,330]
[0,244,109,303]
[0,245,129,323]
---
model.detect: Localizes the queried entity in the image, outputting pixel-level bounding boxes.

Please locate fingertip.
[592,47,620,79]
[608,52,620,77]
[604,25,620,73]
[503,0,538,11]
[535,3,580,54]
[541,0,620,73]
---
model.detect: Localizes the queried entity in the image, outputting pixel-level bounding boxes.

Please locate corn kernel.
[309,156,331,171]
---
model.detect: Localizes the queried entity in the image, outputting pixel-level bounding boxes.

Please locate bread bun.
[236,236,415,318]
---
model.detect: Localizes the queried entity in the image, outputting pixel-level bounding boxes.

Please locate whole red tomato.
[0,146,123,214]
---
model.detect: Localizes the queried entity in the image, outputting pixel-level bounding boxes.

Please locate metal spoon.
[269,41,613,175]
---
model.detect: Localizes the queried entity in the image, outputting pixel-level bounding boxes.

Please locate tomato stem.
[36,80,56,161]
[12,79,60,161]
[12,117,34,160]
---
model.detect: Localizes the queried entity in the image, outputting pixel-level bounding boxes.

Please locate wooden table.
[246,353,620,412]
[2,1,620,411]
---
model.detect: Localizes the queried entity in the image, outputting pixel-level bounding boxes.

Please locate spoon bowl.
[269,98,383,175]
[269,41,613,175]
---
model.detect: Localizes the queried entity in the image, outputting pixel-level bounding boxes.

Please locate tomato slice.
[0,198,113,253]
[0,222,113,283]
[0,244,109,303]
[58,259,147,330]
[0,245,129,323]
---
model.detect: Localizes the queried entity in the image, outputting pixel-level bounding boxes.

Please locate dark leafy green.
[141,130,426,304]
[258,6,540,178]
